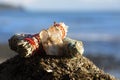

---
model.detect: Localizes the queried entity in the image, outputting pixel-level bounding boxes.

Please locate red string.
[25,38,37,50]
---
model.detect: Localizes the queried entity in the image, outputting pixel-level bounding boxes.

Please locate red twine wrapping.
[24,33,41,55]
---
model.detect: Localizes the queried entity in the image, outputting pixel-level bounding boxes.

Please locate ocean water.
[0,10,120,56]
[0,10,120,78]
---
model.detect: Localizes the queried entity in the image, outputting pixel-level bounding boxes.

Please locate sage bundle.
[9,22,84,58]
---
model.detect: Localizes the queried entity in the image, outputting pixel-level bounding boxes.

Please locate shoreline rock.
[0,4,23,11]
[0,54,116,80]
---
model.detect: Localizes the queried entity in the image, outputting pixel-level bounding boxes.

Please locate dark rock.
[0,3,23,11]
[0,54,116,80]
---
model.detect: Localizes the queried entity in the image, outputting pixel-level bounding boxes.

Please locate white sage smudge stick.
[9,33,42,57]
[40,22,68,56]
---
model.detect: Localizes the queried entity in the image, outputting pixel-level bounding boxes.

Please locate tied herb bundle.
[9,22,84,58]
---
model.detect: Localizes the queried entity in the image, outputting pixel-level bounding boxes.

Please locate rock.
[0,54,116,80]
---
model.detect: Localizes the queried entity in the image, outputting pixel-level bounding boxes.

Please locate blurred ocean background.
[0,0,120,79]
[1,11,120,56]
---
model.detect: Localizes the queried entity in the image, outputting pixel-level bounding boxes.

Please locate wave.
[68,33,120,42]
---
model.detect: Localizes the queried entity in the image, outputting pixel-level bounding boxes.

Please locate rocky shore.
[0,4,23,11]
[0,53,116,80]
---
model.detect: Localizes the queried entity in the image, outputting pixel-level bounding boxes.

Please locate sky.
[0,0,120,11]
